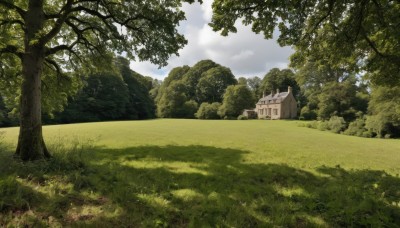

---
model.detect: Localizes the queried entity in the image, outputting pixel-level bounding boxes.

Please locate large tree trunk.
[15,0,50,161]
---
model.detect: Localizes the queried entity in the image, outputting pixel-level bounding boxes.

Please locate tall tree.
[0,0,196,160]
[261,68,300,98]
[196,66,237,103]
[218,85,255,118]
[210,0,400,86]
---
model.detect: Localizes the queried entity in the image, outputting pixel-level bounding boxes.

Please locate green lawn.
[1,119,400,227]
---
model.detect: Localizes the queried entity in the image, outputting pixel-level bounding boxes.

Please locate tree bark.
[15,0,50,161]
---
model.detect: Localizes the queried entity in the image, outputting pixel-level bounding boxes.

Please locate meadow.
[1,119,400,227]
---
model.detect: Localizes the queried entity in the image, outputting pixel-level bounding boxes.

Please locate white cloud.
[129,0,293,80]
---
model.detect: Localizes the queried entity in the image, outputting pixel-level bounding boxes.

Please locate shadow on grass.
[1,145,400,227]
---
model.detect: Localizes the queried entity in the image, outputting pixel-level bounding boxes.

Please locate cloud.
[129,0,293,80]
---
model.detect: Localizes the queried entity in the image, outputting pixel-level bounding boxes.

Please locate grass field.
[1,119,400,227]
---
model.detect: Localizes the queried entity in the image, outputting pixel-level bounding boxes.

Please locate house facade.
[255,86,297,120]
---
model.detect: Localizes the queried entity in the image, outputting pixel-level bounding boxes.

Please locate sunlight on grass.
[171,189,204,202]
[1,120,400,227]
[274,185,311,198]
[137,193,173,210]
[122,160,210,176]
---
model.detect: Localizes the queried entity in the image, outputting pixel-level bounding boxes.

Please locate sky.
[129,0,294,80]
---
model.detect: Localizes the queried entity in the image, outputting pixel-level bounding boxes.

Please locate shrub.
[344,117,369,137]
[237,115,248,120]
[300,106,317,120]
[195,102,221,119]
[328,116,346,133]
[318,121,330,131]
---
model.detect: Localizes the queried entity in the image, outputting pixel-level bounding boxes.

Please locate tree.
[246,76,262,98]
[261,68,300,99]
[196,66,237,103]
[317,77,368,122]
[210,0,400,86]
[182,59,219,100]
[56,72,130,123]
[0,0,196,160]
[157,81,192,118]
[218,85,255,118]
[195,102,221,119]
[116,57,155,120]
[366,86,400,138]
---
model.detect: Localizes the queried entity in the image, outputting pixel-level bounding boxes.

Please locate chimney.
[288,86,292,94]
[262,91,265,97]
[276,88,280,94]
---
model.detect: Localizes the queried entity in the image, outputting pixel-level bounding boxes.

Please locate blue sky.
[129,0,293,80]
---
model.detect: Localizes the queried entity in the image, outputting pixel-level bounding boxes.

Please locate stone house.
[255,86,297,120]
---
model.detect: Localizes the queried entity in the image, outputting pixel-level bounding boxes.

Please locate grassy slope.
[1,119,400,227]
[3,119,400,173]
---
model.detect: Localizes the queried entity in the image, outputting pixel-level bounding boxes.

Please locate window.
[268,108,271,116]
[273,109,278,115]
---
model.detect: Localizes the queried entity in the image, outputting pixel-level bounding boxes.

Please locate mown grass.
[0,119,400,227]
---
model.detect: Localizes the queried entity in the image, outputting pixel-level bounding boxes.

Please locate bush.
[237,115,248,120]
[328,116,346,133]
[300,106,317,120]
[344,117,369,137]
[318,121,330,131]
[195,102,221,119]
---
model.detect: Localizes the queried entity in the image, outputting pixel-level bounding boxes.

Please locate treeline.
[154,60,255,119]
[269,57,399,138]
[1,57,399,138]
[0,57,156,126]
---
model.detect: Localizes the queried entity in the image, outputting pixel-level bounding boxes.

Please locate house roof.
[257,92,289,104]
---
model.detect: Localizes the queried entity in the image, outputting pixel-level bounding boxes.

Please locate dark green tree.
[196,66,237,103]
[157,81,196,118]
[210,0,400,86]
[155,65,190,104]
[0,0,197,160]
[57,72,129,123]
[183,59,219,100]
[195,102,221,120]
[218,85,255,118]
[261,68,300,98]
[116,57,155,120]
[366,86,400,138]
[246,76,262,98]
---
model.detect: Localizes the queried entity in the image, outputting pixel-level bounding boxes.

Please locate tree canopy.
[210,0,400,86]
[156,59,237,118]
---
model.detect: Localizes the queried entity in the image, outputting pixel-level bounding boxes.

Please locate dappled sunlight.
[171,188,205,202]
[273,185,311,198]
[122,160,210,176]
[137,193,174,211]
[1,143,400,227]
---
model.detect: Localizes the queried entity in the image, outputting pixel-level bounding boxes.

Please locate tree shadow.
[1,145,400,227]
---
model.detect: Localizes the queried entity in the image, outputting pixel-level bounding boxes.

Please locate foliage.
[344,116,372,138]
[195,102,221,120]
[317,78,368,122]
[54,72,129,123]
[300,106,317,120]
[196,66,237,103]
[261,68,300,98]
[246,76,262,99]
[116,57,156,120]
[1,120,400,226]
[157,82,199,118]
[237,115,248,120]
[218,85,255,118]
[210,0,400,86]
[366,86,400,138]
[156,60,237,118]
[327,116,346,134]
